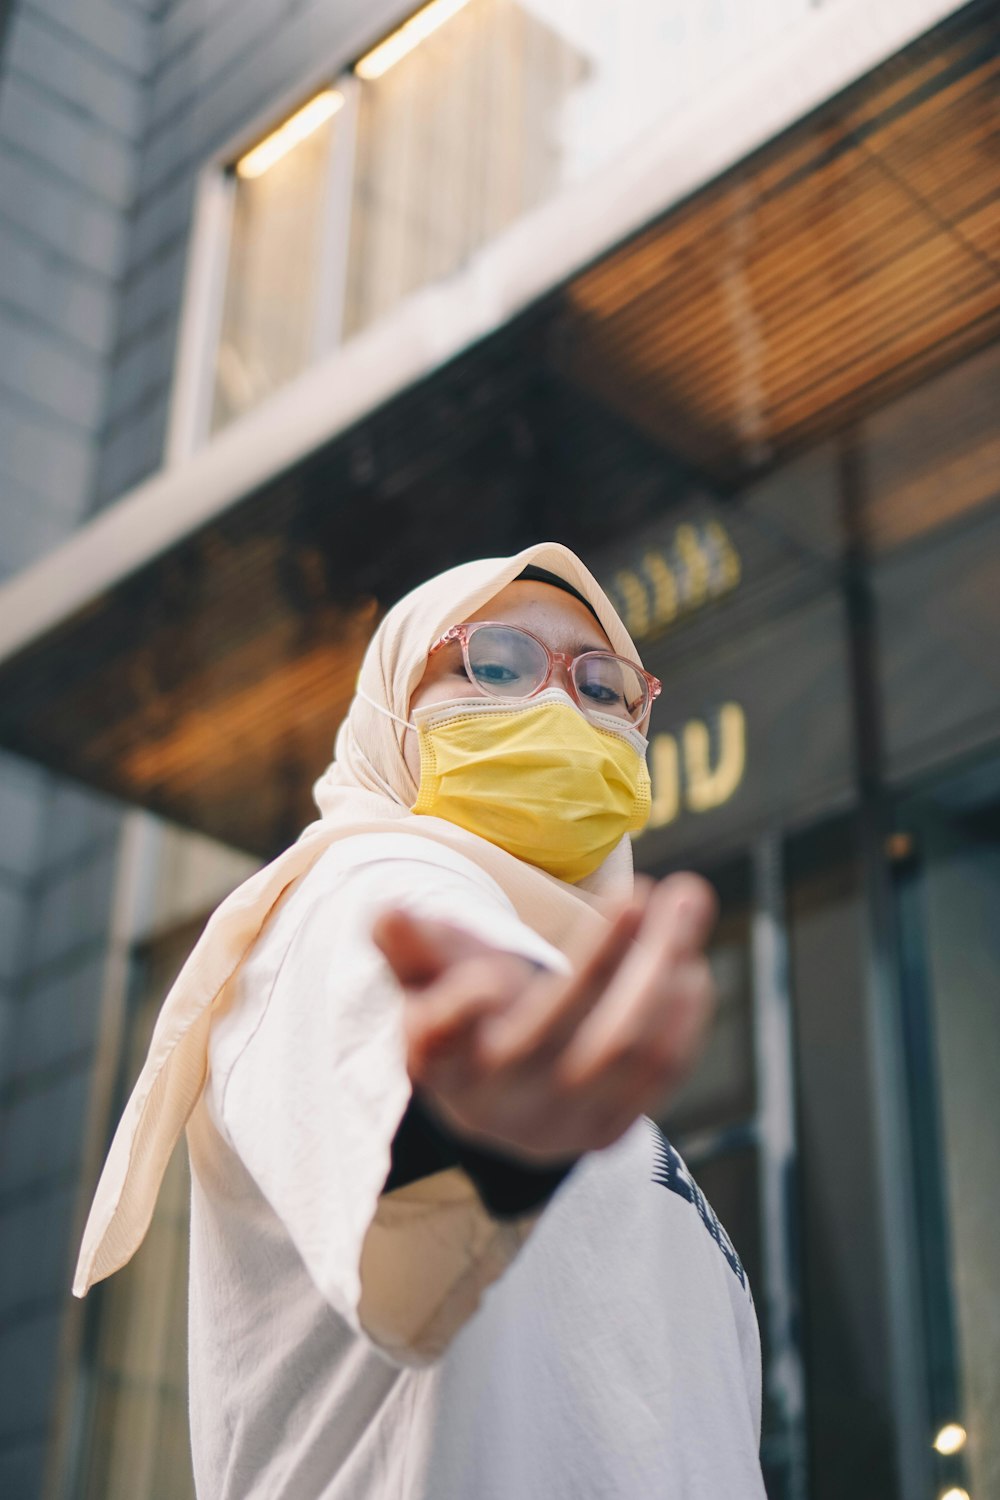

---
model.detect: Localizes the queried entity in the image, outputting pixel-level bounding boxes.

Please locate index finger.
[476,887,650,1067]
[654,873,719,959]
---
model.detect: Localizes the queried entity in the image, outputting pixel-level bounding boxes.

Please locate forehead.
[461,580,613,652]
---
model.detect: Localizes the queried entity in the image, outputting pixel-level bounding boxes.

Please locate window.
[210,89,348,433]
[185,0,816,445]
[341,0,589,339]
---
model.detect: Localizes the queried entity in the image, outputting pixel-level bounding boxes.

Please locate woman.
[74,542,765,1498]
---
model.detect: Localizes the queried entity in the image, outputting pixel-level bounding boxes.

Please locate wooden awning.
[560,0,999,481]
[0,0,996,859]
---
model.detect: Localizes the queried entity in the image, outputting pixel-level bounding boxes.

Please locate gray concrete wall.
[0,6,411,1493]
[92,0,412,509]
[0,0,153,568]
[0,776,123,1498]
[0,1,151,1493]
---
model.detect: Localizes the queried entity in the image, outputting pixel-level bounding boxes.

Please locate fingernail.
[673,897,701,941]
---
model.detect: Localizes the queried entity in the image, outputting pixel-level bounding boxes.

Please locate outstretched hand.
[371,874,718,1166]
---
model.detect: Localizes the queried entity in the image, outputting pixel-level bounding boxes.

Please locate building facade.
[0,2,997,1498]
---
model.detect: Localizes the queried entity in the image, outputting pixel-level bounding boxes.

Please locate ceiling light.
[355,0,473,81]
[236,90,343,180]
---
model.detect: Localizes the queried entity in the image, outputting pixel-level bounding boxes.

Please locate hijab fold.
[73,542,641,1297]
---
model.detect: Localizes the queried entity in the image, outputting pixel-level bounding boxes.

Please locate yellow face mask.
[409,689,651,883]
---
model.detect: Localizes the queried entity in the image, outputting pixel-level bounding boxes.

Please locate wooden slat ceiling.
[1,371,691,859]
[556,0,1000,482]
[0,0,996,859]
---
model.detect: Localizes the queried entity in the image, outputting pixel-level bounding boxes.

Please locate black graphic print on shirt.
[648,1121,749,1290]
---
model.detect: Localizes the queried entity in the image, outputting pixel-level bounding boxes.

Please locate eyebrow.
[446,629,614,658]
[570,638,613,657]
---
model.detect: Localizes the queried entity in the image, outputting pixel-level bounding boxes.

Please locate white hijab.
[73,541,641,1296]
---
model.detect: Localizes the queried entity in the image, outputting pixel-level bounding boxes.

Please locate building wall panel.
[0,147,128,278]
[0,1068,92,1196]
[0,1435,46,1500]
[104,319,179,428]
[97,396,169,499]
[0,72,136,207]
[0,2,146,1482]
[35,779,124,873]
[14,949,108,1076]
[0,1184,77,1324]
[0,485,79,582]
[25,843,119,975]
[0,1309,62,1442]
[0,401,93,516]
[0,755,46,882]
[6,9,145,141]
[115,238,188,348]
[0,224,116,359]
[0,309,104,429]
[0,878,31,987]
[23,0,151,74]
[93,0,411,506]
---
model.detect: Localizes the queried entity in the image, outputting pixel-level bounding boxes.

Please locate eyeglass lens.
[465,625,647,723]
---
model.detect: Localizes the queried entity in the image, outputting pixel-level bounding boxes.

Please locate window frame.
[165,70,361,464]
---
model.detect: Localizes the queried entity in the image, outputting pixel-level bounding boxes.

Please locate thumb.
[372,910,494,987]
[371,908,449,987]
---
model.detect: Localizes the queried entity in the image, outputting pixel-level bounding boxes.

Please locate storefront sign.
[632,591,854,867]
[607,521,741,641]
[639,703,747,831]
[595,483,834,665]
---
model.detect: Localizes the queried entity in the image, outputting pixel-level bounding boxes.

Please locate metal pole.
[751,832,808,1500]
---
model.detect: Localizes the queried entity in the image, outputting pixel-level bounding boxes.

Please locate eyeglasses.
[429,621,662,726]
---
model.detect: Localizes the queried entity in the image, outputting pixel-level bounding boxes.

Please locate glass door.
[892,764,1000,1500]
[653,812,908,1500]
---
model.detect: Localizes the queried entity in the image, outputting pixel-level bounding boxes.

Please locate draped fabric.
[73,541,641,1296]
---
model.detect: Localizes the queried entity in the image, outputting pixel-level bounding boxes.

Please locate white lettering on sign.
[638,702,746,833]
[610,521,741,642]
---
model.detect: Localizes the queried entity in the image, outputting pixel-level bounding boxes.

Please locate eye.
[579,680,623,704]
[472,660,519,684]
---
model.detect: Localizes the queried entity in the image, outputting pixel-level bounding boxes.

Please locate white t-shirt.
[186,833,765,1499]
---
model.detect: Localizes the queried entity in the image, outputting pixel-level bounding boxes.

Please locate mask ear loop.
[355,686,415,733]
[352,687,417,808]
[356,750,411,809]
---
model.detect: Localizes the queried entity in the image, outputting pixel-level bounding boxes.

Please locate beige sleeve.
[218,851,567,1367]
[359,1169,543,1365]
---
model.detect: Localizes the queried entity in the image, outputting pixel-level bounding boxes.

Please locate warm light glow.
[885,830,915,862]
[940,1489,970,1500]
[355,0,473,80]
[934,1424,968,1456]
[236,90,343,179]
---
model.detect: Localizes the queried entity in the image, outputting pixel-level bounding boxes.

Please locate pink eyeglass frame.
[429,620,662,724]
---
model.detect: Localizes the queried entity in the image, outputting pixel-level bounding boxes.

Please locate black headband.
[515,566,604,625]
